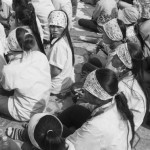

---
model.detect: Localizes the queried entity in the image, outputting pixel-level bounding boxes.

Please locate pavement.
[0,1,150,150]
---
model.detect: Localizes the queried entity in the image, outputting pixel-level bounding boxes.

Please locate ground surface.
[0,1,150,150]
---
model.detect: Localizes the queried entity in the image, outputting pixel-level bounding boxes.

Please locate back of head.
[16,27,35,51]
[95,68,119,96]
[103,18,126,42]
[33,115,66,150]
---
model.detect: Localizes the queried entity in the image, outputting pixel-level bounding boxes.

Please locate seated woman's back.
[1,28,51,121]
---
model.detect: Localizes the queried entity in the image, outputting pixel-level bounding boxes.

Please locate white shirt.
[49,38,75,94]
[92,0,118,25]
[119,75,147,130]
[67,101,132,150]
[1,51,51,121]
[0,0,12,19]
[51,0,72,29]
[31,0,55,41]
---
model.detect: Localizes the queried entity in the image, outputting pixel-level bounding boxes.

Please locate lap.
[0,93,11,117]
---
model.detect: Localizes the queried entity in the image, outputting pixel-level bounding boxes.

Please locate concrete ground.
[0,1,150,150]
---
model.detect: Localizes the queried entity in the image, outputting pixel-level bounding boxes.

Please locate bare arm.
[50,64,62,78]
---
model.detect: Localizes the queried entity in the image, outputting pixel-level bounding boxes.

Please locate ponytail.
[115,92,135,145]
[41,131,67,150]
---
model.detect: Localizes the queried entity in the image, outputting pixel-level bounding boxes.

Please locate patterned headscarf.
[28,113,63,149]
[83,70,114,100]
[7,28,23,52]
[48,10,67,28]
[103,18,123,41]
[116,43,132,69]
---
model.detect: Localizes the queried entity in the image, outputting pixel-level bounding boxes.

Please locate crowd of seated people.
[0,0,150,150]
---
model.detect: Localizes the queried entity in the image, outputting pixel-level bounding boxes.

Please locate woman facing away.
[9,0,45,54]
[0,27,51,121]
[6,113,75,150]
[6,69,134,150]
[48,10,75,95]
[106,42,147,130]
[59,68,135,150]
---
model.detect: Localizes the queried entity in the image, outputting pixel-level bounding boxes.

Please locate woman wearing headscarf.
[106,42,147,130]
[6,69,134,150]
[78,0,118,33]
[0,27,51,121]
[48,10,75,95]
[117,6,141,49]
[58,68,135,150]
[6,113,75,150]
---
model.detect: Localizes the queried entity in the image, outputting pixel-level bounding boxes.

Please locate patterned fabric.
[116,43,132,69]
[28,113,63,149]
[7,29,23,52]
[118,7,139,24]
[48,10,67,28]
[83,70,113,100]
[103,18,123,41]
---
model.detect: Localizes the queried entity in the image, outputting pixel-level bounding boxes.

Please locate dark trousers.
[58,105,91,137]
[78,19,99,32]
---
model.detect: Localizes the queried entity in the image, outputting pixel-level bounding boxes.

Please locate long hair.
[96,69,135,144]
[117,19,127,42]
[127,42,149,113]
[15,4,45,55]
[34,115,68,150]
[49,10,75,65]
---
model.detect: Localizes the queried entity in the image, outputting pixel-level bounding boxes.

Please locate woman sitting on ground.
[0,27,51,121]
[48,10,75,95]
[6,68,135,150]
[106,42,147,130]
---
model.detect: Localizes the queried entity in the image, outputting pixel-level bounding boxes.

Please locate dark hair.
[16,27,35,51]
[15,4,45,54]
[95,68,135,144]
[117,19,127,42]
[49,10,75,65]
[34,115,67,150]
[127,42,149,121]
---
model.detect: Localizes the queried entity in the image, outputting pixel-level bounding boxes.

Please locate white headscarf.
[83,70,114,100]
[48,10,67,28]
[7,28,23,52]
[103,18,123,41]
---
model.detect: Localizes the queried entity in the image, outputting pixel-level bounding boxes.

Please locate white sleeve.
[49,43,67,70]
[1,67,14,90]
[67,122,102,150]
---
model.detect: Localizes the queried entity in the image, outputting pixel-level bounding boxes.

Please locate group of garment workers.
[0,0,150,150]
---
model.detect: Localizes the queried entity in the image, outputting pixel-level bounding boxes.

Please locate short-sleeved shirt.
[48,38,75,94]
[92,0,118,25]
[51,0,72,29]
[1,51,51,121]
[67,102,132,150]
